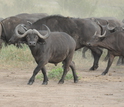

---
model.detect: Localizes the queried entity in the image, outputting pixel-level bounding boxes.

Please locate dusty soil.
[0,66,124,107]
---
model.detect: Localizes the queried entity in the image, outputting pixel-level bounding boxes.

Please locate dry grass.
[0,44,121,73]
[0,44,35,69]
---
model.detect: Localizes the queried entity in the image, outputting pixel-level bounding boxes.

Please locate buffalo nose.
[86,42,91,46]
[29,42,36,46]
[8,40,12,45]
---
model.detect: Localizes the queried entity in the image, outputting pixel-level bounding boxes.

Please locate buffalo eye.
[34,35,38,39]
[26,36,29,39]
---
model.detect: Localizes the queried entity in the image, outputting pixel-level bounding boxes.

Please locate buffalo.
[0,13,48,47]
[14,24,78,85]
[82,17,124,63]
[87,30,124,75]
[95,20,124,65]
[4,14,124,76]
[9,15,103,71]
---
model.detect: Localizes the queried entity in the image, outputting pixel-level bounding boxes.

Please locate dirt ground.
[0,65,124,107]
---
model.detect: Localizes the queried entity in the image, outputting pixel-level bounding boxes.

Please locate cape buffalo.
[95,20,124,65]
[82,17,124,59]
[9,15,103,71]
[0,13,48,47]
[89,18,124,65]
[14,24,78,85]
[87,30,124,75]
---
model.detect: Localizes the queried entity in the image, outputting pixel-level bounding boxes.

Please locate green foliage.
[48,67,64,79]
[36,73,43,81]
[36,67,74,81]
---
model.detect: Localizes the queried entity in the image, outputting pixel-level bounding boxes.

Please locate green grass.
[36,67,74,81]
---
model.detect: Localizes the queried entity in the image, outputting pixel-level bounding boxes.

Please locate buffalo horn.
[93,31,97,37]
[96,20,101,26]
[98,31,106,38]
[33,24,50,39]
[15,24,32,38]
[27,21,32,25]
[107,23,115,31]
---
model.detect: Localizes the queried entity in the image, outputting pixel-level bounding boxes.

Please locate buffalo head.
[8,24,27,44]
[87,30,106,47]
[96,20,124,34]
[9,24,50,47]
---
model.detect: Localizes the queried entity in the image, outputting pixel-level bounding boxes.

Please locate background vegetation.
[0,0,124,19]
[0,0,123,79]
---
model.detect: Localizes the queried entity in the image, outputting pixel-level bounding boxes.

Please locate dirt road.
[0,67,124,107]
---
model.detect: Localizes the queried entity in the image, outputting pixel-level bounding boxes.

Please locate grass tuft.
[36,67,74,81]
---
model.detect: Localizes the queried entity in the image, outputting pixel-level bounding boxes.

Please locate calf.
[15,24,78,85]
[87,30,124,75]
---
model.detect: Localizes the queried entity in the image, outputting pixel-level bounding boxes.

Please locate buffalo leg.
[58,56,72,84]
[102,54,115,75]
[28,63,45,85]
[121,57,124,65]
[116,56,124,66]
[41,67,48,85]
[0,39,2,50]
[82,47,89,58]
[69,61,78,83]
[89,47,103,70]
[103,50,109,61]
[58,64,69,84]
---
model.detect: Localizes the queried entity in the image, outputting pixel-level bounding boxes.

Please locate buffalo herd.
[0,13,124,85]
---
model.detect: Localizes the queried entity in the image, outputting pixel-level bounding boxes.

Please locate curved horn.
[20,24,28,31]
[93,31,97,37]
[98,31,106,38]
[96,20,101,26]
[33,24,50,39]
[107,23,115,31]
[15,24,32,38]
[27,21,32,25]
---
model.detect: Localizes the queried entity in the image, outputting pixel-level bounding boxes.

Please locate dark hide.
[0,18,3,49]
[23,15,102,71]
[88,31,124,75]
[24,31,78,85]
[89,17,124,65]
[0,13,48,47]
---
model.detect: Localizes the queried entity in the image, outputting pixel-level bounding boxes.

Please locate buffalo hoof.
[74,79,78,83]
[101,72,107,75]
[58,80,64,84]
[42,82,48,85]
[89,66,98,71]
[27,81,34,85]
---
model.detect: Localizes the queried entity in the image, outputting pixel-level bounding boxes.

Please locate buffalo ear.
[34,30,45,44]
[38,38,46,45]
[109,28,115,33]
[99,36,105,41]
[35,30,48,44]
